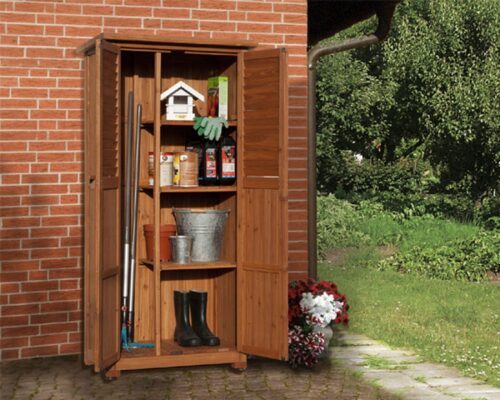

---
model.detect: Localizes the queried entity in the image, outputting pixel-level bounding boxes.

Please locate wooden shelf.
[140,185,236,193]
[141,120,237,127]
[140,259,236,271]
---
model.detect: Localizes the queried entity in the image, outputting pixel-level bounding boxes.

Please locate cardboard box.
[207,76,228,119]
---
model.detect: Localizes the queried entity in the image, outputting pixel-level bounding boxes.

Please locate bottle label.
[221,145,236,178]
[205,148,217,178]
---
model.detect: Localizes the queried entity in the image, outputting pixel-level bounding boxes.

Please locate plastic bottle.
[201,141,219,185]
[218,135,236,185]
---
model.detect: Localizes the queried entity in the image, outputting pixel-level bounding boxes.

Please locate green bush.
[316,195,370,257]
[376,231,500,282]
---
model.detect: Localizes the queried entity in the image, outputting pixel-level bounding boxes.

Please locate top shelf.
[142,120,237,127]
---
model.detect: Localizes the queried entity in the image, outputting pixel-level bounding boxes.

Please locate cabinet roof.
[77,33,258,54]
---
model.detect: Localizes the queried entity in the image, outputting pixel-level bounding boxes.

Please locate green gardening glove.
[193,117,228,141]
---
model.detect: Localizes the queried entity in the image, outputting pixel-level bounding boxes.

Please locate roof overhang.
[308,0,399,46]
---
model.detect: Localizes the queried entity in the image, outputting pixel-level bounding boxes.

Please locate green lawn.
[320,264,500,387]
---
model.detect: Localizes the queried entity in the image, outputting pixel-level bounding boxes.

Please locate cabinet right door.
[237,48,289,360]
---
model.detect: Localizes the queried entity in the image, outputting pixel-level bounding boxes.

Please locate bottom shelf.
[115,339,245,371]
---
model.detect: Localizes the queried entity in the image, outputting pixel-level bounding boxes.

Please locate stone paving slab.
[330,332,500,400]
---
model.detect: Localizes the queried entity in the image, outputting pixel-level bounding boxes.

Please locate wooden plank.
[116,348,246,371]
[95,39,122,372]
[76,33,257,55]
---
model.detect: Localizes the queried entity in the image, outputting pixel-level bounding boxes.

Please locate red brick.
[22,174,59,184]
[29,270,48,280]
[41,322,78,334]
[162,19,199,30]
[38,153,74,163]
[61,237,81,247]
[30,227,67,238]
[30,206,50,216]
[7,24,44,35]
[1,303,39,316]
[19,77,57,88]
[153,8,190,19]
[2,196,21,207]
[3,216,40,228]
[22,238,59,249]
[31,163,49,173]
[0,239,20,250]
[2,325,39,337]
[0,272,28,284]
[0,185,29,195]
[42,216,78,226]
[0,250,30,261]
[30,333,68,346]
[19,36,56,46]
[0,207,29,218]
[42,258,77,270]
[55,3,82,14]
[192,9,228,20]
[49,163,81,172]
[0,337,29,349]
[61,195,79,205]
[273,3,307,13]
[238,22,274,34]
[1,177,21,186]
[31,313,67,324]
[60,342,81,354]
[1,349,20,359]
[40,301,78,313]
[273,24,307,35]
[10,88,48,98]
[21,345,58,358]
[49,89,82,99]
[60,280,78,290]
[238,1,272,12]
[21,281,59,292]
[31,248,67,259]
[0,315,28,326]
[49,205,81,215]
[199,21,235,31]
[9,292,48,304]
[0,229,28,239]
[49,289,80,301]
[31,184,68,195]
[247,12,282,23]
[55,15,102,26]
[82,5,114,15]
[22,196,59,206]
[49,268,81,279]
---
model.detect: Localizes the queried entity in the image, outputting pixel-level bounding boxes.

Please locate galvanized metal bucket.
[169,235,193,264]
[173,209,229,262]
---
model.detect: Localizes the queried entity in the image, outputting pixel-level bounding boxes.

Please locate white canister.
[160,152,174,187]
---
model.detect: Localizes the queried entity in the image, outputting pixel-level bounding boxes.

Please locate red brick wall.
[0,0,308,360]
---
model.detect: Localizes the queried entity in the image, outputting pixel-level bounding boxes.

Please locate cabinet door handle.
[89,176,95,189]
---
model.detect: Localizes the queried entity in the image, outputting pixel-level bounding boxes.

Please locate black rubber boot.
[189,290,220,346]
[173,290,201,347]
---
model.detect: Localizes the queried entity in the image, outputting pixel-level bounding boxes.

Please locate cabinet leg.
[230,361,247,372]
[103,366,121,381]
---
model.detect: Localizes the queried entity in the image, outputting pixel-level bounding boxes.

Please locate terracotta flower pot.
[143,224,177,261]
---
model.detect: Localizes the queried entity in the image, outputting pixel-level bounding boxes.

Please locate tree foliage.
[316,0,500,201]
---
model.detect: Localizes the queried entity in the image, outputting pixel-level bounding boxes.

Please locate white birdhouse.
[160,81,205,121]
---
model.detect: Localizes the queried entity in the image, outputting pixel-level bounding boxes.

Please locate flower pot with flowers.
[288,279,349,368]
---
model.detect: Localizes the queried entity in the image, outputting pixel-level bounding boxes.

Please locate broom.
[123,103,154,350]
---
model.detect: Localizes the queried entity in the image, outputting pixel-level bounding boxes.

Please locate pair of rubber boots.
[174,290,220,347]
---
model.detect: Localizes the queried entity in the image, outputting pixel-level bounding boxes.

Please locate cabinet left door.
[84,40,122,372]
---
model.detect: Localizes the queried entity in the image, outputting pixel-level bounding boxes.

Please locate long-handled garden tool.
[123,103,154,351]
[120,91,134,350]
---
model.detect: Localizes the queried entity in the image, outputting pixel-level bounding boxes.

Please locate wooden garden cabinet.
[79,34,289,377]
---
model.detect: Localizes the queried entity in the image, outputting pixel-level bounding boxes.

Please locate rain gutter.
[307,6,396,279]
